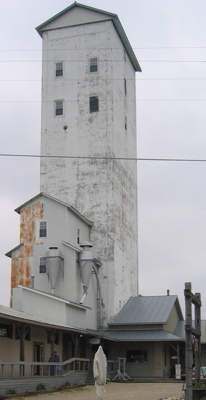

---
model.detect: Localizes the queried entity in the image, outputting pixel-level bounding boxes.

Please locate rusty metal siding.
[10,194,97,329]
[10,202,44,304]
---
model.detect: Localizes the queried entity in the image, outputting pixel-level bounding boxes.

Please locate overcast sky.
[1,0,206,318]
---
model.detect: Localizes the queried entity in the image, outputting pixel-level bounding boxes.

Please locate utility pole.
[184,282,201,400]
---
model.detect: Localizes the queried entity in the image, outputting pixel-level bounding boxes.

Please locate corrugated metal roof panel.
[109,295,183,325]
[96,329,185,342]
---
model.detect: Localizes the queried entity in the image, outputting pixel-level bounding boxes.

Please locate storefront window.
[126,349,147,363]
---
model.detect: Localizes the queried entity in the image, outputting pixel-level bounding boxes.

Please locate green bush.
[60,381,71,389]
[36,383,46,391]
[6,388,16,395]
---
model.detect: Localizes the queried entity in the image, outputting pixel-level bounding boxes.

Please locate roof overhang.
[95,329,185,342]
[0,304,97,336]
[35,2,141,72]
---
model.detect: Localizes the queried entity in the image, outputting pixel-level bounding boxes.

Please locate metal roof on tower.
[36,2,141,72]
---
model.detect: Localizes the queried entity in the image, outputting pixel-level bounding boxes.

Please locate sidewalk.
[10,382,185,400]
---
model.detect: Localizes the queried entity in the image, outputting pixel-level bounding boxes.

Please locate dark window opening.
[124,78,127,95]
[55,101,63,116]
[56,62,63,77]
[90,96,99,113]
[39,257,46,273]
[39,221,47,238]
[0,323,13,338]
[125,116,127,130]
[90,58,97,72]
[77,228,80,244]
[126,349,147,363]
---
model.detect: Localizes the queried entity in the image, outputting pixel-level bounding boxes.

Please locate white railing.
[0,357,90,379]
[107,360,118,373]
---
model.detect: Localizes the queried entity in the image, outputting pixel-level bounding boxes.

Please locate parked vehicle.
[192,367,206,381]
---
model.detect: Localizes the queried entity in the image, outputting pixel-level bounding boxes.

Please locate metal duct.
[79,241,94,304]
[46,247,62,294]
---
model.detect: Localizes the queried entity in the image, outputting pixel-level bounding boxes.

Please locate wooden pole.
[185,283,202,400]
[185,282,193,400]
[194,293,201,386]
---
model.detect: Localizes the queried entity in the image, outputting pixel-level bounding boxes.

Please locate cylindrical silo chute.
[79,241,94,304]
[46,247,63,294]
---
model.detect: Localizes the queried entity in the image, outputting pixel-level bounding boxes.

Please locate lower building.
[0,193,203,395]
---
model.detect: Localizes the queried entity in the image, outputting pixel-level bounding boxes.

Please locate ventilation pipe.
[79,241,94,304]
[46,247,63,294]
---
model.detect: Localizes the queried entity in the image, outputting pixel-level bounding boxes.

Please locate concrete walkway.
[9,382,185,400]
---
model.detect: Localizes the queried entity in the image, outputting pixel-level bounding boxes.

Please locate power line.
[0,59,206,63]
[1,99,206,103]
[1,77,206,82]
[1,46,206,51]
[1,153,206,163]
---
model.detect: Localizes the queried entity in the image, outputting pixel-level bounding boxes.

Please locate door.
[34,343,44,375]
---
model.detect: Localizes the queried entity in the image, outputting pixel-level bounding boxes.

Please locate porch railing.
[0,357,90,379]
[107,360,118,373]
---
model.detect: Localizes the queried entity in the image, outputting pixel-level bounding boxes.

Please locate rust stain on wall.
[10,202,44,305]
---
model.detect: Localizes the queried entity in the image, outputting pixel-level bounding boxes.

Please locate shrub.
[60,381,71,389]
[6,388,16,395]
[36,383,46,391]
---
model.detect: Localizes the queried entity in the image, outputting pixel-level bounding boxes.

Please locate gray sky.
[1,0,206,318]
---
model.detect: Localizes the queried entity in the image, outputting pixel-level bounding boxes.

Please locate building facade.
[6,193,99,330]
[36,2,141,324]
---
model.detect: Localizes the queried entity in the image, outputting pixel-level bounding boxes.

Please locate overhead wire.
[1,153,206,163]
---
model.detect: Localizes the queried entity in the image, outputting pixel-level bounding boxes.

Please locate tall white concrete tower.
[36,2,141,325]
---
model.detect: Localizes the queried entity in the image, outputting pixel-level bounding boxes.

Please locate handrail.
[0,357,90,379]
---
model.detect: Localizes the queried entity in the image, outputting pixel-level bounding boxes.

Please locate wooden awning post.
[184,282,201,400]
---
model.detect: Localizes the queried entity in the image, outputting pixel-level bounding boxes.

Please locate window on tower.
[39,221,47,237]
[125,116,127,130]
[77,228,80,244]
[90,58,97,72]
[90,96,99,113]
[39,257,46,273]
[55,100,63,116]
[124,78,127,95]
[55,62,63,77]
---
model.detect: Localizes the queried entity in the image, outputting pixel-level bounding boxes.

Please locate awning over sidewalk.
[94,328,185,342]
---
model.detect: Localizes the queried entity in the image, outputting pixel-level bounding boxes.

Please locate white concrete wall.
[39,18,138,324]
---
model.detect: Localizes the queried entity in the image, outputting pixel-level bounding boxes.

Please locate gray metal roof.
[36,2,141,72]
[96,328,185,342]
[5,243,23,258]
[108,295,184,326]
[14,192,93,226]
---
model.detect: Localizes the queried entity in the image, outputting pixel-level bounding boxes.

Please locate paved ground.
[10,382,185,400]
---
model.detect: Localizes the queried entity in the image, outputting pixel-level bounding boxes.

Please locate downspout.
[93,262,103,328]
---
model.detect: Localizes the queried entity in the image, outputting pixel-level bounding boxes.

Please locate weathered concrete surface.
[8,382,185,400]
[40,17,139,324]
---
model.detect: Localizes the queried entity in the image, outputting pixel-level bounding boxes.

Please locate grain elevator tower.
[36,2,141,325]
